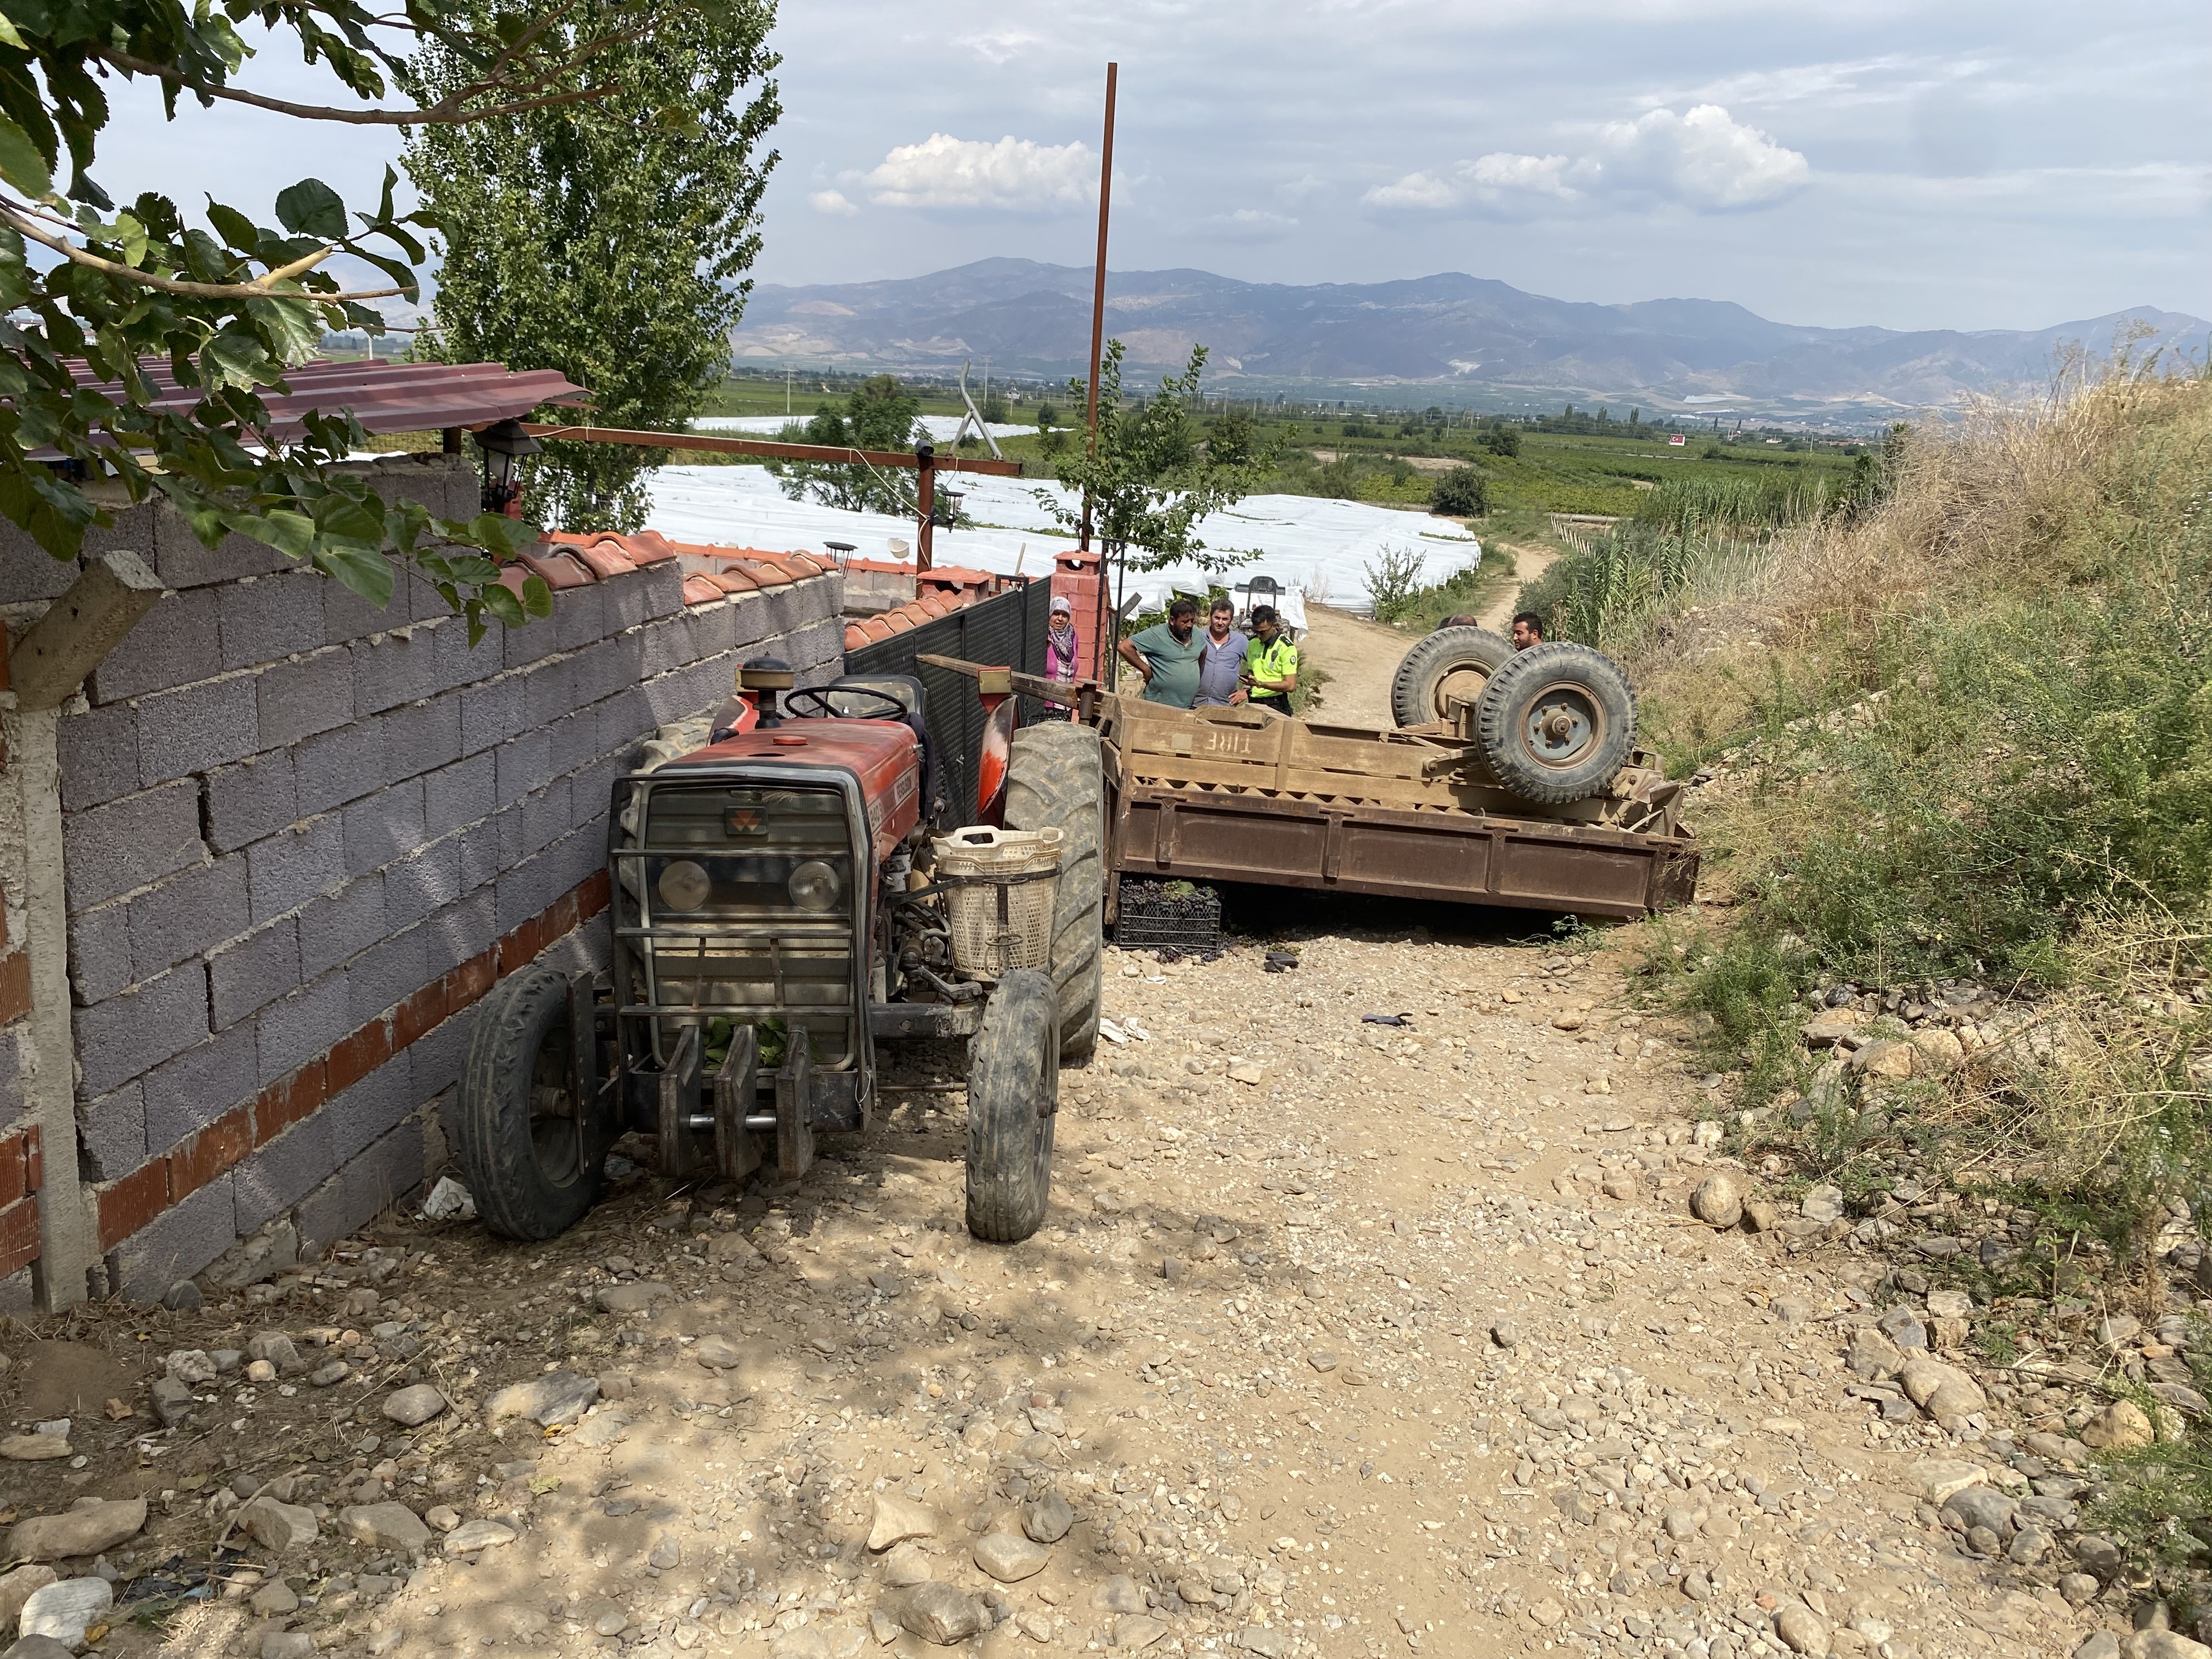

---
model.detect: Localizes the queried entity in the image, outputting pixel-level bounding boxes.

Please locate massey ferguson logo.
[725,806,765,834]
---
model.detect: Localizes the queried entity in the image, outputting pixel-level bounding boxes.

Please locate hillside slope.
[733,258,2210,421]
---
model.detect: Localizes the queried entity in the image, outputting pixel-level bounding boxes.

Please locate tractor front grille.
[611,775,866,1072]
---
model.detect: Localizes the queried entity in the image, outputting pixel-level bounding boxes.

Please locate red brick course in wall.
[92,867,613,1255]
[0,1122,42,1277]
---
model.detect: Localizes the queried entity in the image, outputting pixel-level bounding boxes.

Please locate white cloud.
[857,133,1097,211]
[809,189,859,216]
[958,28,1044,65]
[1209,207,1300,238]
[1364,104,1807,215]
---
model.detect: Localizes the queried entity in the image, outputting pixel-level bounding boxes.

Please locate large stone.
[239,1497,319,1551]
[972,1532,1049,1582]
[165,1349,218,1385]
[1024,1490,1074,1544]
[895,1583,983,1645]
[1910,1028,1966,1075]
[485,1371,599,1428]
[19,1578,112,1650]
[381,1384,448,1427]
[2080,1401,2154,1451]
[1900,1356,1986,1414]
[442,1520,517,1554]
[1942,1488,2018,1536]
[1847,1329,1904,1381]
[0,1436,72,1463]
[339,1503,432,1553]
[1114,1616,1169,1650]
[246,1331,303,1374]
[1908,1460,1987,1504]
[1801,1012,1866,1047]
[878,1543,934,1588]
[595,1283,674,1314]
[6,1500,148,1563]
[693,1336,746,1370]
[1852,1039,1916,1080]
[1775,1604,1831,1656]
[1799,1184,1846,1225]
[1096,1576,1148,1614]
[867,1493,940,1552]
[5,1636,76,1659]
[0,1566,59,1633]
[1689,1172,1743,1228]
[2074,1637,2121,1659]
[2124,1634,2212,1659]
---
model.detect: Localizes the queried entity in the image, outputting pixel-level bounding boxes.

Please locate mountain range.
[731,259,2209,426]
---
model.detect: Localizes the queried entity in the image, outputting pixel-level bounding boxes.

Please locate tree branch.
[2,205,403,301]
[90,45,620,126]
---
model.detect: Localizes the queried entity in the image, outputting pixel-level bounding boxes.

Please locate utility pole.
[1080,60,1119,686]
[785,366,792,416]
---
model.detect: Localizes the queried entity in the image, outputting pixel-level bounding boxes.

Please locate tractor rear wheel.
[1390,625,1516,727]
[455,967,606,1240]
[965,969,1058,1244]
[1474,642,1638,804]
[1003,721,1104,1064]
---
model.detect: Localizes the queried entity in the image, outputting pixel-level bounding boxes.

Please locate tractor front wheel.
[964,969,1058,1244]
[454,967,608,1240]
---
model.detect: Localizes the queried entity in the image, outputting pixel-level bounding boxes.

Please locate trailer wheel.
[454,967,606,1241]
[966,969,1058,1244]
[1390,626,1516,727]
[1004,721,1104,1064]
[1474,642,1638,804]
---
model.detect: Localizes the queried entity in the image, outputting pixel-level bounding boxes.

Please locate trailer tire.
[1474,642,1638,804]
[966,969,1059,1244]
[1004,721,1104,1065]
[1390,626,1517,727]
[454,967,606,1241]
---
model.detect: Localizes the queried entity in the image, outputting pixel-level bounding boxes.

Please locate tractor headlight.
[788,860,841,912]
[657,859,711,913]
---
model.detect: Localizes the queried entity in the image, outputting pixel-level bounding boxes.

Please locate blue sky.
[95,0,2210,335]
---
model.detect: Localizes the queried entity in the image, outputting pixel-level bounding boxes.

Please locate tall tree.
[769,374,922,516]
[404,0,780,532]
[1034,341,1265,591]
[0,1,705,630]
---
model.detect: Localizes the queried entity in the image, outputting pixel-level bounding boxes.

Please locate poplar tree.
[404,0,780,531]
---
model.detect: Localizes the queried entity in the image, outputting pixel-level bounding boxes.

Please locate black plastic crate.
[1115,877,1223,952]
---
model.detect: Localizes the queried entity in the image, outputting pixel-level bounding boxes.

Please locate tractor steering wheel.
[782,686,913,724]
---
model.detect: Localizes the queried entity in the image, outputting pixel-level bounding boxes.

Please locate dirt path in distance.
[1296,605,1413,726]
[1476,543,1559,633]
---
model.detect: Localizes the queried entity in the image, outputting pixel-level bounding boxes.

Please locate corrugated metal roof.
[53,358,589,444]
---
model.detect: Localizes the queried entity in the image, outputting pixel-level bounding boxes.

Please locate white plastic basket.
[932,826,1064,980]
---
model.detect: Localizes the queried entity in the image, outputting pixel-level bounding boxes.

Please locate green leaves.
[0,111,54,199]
[274,178,347,240]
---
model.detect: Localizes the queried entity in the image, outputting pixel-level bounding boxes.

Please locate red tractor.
[452,659,1104,1245]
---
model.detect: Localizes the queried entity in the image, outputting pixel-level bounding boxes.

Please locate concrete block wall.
[0,625,41,1310]
[1,471,845,1300]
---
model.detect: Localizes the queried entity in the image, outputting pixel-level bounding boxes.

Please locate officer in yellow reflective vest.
[1242,605,1299,718]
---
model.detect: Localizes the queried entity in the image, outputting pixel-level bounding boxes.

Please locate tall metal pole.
[1082,61,1118,683]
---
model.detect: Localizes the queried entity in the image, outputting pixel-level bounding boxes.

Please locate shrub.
[1430,466,1489,517]
[1482,426,1521,458]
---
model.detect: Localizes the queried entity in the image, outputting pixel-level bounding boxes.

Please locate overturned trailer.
[920,652,1699,923]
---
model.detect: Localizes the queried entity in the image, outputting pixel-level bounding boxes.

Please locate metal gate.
[845,580,1052,826]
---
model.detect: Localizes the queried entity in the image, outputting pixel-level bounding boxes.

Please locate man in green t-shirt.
[1243,605,1300,717]
[1118,597,1207,707]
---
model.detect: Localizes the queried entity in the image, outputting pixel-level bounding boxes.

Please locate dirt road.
[1296,605,1410,726]
[0,914,2126,1659]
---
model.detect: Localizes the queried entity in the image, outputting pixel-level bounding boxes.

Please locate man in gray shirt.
[1194,597,1249,707]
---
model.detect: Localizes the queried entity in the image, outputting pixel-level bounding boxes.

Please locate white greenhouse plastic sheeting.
[693,415,1033,442]
[641,463,1479,624]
